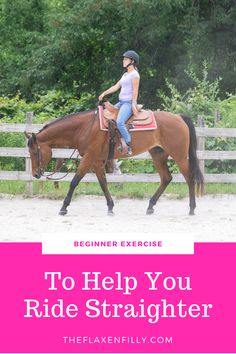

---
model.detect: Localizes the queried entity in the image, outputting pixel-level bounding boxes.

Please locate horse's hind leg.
[176,158,196,215]
[59,156,92,215]
[94,163,114,215]
[146,147,172,215]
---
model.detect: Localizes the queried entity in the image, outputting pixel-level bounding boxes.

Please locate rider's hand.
[99,93,105,101]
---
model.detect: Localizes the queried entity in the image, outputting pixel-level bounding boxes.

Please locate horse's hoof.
[146,208,154,215]
[189,210,195,216]
[108,210,114,216]
[59,209,67,216]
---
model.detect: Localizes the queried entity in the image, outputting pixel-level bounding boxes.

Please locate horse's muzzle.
[34,168,44,179]
[34,173,41,179]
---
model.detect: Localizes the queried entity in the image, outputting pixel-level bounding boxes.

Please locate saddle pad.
[129,110,157,131]
[98,106,157,132]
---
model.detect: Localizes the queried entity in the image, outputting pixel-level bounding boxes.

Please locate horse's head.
[25,132,52,179]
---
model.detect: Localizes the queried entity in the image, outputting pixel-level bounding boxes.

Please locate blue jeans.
[115,100,133,144]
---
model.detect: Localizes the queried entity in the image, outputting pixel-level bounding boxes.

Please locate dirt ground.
[0,194,235,242]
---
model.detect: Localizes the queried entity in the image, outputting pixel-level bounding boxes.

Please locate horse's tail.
[180,115,204,195]
[107,120,116,160]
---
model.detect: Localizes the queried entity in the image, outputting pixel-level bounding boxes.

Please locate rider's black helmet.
[123,50,139,65]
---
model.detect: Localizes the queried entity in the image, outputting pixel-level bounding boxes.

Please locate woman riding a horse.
[26,51,204,217]
[99,50,140,156]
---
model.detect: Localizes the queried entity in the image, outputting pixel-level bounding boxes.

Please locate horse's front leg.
[59,157,91,215]
[94,163,114,215]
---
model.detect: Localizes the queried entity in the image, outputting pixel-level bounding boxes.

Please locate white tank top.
[119,70,140,101]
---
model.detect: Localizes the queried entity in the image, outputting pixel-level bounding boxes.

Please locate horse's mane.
[39,110,94,132]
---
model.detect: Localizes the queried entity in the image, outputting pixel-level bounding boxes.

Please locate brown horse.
[25,107,204,216]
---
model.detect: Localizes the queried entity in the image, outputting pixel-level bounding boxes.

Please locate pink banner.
[0,243,235,353]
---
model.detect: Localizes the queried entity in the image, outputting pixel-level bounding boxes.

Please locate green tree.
[175,0,236,95]
[1,0,236,106]
[0,0,47,96]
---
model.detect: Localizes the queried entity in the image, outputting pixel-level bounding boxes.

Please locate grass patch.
[0,180,235,199]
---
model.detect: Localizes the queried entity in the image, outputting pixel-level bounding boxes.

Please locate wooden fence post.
[197,115,205,176]
[25,112,33,195]
[214,109,221,126]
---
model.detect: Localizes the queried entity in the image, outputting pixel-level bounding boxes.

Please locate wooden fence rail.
[1,114,236,188]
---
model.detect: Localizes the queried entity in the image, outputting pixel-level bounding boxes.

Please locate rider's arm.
[132,77,140,115]
[99,81,121,100]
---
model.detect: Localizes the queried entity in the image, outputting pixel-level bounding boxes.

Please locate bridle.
[32,137,77,181]
[32,138,44,178]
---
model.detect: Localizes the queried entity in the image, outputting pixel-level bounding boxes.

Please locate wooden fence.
[0,112,236,192]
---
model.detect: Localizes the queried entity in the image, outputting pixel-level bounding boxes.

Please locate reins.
[46,149,79,181]
[34,138,79,181]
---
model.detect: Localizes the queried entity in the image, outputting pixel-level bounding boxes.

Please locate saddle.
[103,101,153,125]
[98,102,158,157]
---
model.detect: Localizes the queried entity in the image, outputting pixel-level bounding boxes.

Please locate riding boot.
[126,143,132,156]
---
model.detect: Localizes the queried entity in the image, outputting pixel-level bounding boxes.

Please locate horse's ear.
[24,131,31,139]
